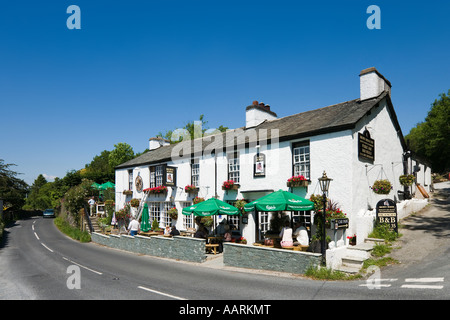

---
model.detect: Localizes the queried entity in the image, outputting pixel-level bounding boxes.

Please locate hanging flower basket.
[122,190,133,195]
[371,179,392,195]
[130,198,140,207]
[193,196,205,204]
[399,174,415,186]
[168,207,178,220]
[184,185,199,193]
[222,180,240,190]
[287,175,309,187]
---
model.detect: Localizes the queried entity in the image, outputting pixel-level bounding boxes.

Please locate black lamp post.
[318,171,332,260]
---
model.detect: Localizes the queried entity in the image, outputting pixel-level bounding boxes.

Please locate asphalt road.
[1,182,450,303]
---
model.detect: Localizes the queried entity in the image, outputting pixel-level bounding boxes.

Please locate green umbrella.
[91,182,101,190]
[244,189,314,212]
[100,181,115,189]
[182,198,240,217]
[140,203,151,232]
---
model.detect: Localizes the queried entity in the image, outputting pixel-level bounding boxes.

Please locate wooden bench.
[205,243,219,255]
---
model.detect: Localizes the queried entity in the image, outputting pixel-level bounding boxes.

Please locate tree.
[108,142,135,168]
[0,159,28,211]
[157,114,228,143]
[83,150,114,183]
[406,90,450,173]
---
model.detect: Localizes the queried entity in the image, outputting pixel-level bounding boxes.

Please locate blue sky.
[1,1,449,185]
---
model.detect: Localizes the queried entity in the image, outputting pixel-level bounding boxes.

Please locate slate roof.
[116,91,401,169]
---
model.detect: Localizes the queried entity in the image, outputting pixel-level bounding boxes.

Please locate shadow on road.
[400,186,450,239]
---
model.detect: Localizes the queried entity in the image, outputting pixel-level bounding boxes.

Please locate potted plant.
[347,234,357,246]
[184,184,199,193]
[287,175,309,187]
[168,207,178,220]
[222,180,239,190]
[371,179,392,194]
[399,174,415,186]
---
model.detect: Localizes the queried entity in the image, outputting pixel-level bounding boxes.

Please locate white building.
[115,67,431,245]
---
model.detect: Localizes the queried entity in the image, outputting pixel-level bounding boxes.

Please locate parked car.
[43,209,55,218]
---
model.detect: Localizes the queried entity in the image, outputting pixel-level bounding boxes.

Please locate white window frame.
[293,144,310,179]
[228,152,240,183]
[191,162,200,187]
[181,201,194,230]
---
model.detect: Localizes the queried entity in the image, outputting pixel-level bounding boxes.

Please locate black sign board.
[331,218,349,229]
[164,166,177,187]
[358,130,375,162]
[253,153,266,177]
[376,199,398,233]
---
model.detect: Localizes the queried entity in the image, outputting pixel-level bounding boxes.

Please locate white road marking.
[405,278,444,283]
[34,232,40,240]
[138,286,187,300]
[359,279,398,288]
[41,243,54,252]
[401,284,444,289]
[62,257,103,275]
[32,224,35,231]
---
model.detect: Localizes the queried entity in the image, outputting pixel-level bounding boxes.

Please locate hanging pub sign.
[253,153,266,177]
[164,166,177,187]
[358,129,375,162]
[376,199,398,233]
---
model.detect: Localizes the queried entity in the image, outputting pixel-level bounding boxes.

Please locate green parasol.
[91,182,101,190]
[100,181,115,190]
[140,203,151,232]
[182,198,240,217]
[244,189,314,212]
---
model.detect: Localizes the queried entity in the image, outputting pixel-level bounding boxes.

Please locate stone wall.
[223,243,322,274]
[91,233,206,263]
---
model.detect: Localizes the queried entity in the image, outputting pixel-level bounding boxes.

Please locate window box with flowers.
[184,185,199,194]
[371,179,392,195]
[286,175,309,188]
[143,186,168,194]
[168,207,178,220]
[222,180,240,191]
[399,174,415,187]
[123,190,133,196]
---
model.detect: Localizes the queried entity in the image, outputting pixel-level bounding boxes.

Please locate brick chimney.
[359,67,391,101]
[245,100,277,128]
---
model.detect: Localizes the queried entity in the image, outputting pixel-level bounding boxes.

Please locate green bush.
[54,216,91,242]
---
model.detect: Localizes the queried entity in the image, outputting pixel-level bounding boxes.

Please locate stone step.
[336,265,361,274]
[342,256,366,268]
[365,237,385,244]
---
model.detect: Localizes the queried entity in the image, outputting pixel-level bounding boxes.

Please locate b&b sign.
[376,199,398,233]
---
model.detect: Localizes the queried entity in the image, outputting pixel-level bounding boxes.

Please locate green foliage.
[305,266,362,280]
[54,216,91,242]
[108,142,135,169]
[63,179,95,226]
[0,159,28,211]
[151,219,161,231]
[405,90,450,173]
[157,114,228,143]
[369,222,399,242]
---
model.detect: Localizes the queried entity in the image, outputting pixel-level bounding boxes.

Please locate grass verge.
[54,216,91,243]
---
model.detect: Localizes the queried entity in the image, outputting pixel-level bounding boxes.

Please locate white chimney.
[149,137,170,150]
[359,67,391,101]
[245,101,277,128]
